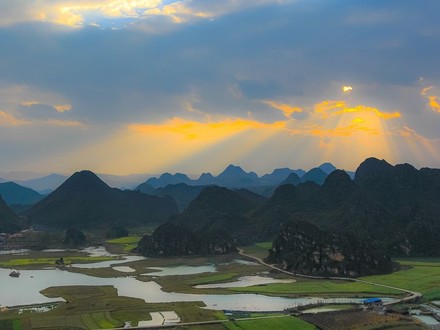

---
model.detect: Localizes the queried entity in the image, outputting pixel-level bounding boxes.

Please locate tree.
[64,228,86,246]
[106,225,129,238]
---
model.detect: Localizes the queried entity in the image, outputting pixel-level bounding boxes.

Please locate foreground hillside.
[25,170,178,229]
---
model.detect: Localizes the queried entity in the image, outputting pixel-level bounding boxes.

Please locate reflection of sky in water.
[195,275,295,288]
[143,259,259,276]
[79,246,119,257]
[72,255,145,268]
[143,265,216,276]
[113,266,136,273]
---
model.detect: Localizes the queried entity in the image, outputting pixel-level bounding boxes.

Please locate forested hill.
[0,195,22,233]
[137,157,440,266]
[25,170,178,229]
[250,158,440,256]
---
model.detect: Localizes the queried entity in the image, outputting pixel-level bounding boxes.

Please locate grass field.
[240,243,271,260]
[105,236,142,252]
[0,256,116,268]
[362,259,440,300]
[187,272,240,285]
[223,315,316,330]
[228,279,402,297]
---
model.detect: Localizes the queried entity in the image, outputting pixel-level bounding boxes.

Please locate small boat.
[9,270,20,277]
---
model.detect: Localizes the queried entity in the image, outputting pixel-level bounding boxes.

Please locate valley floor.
[0,240,438,329]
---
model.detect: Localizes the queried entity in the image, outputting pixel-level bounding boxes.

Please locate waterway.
[0,248,376,312]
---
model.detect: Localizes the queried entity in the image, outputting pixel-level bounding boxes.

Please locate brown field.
[300,308,428,330]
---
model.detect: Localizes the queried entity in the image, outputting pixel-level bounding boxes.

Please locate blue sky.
[1,0,440,175]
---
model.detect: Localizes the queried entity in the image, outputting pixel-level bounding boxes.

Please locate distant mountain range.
[1,162,352,197]
[0,162,346,216]
[137,163,344,190]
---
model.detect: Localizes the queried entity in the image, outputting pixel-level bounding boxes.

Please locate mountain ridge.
[25,170,178,229]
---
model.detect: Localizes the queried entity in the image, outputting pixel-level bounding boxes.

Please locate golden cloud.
[428,96,440,113]
[334,105,401,119]
[314,100,346,117]
[130,117,285,139]
[261,100,303,118]
[313,100,400,119]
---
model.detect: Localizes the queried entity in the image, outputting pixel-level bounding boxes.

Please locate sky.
[1,0,440,176]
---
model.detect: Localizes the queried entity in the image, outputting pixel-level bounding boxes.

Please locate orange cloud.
[261,100,303,118]
[313,100,400,119]
[428,96,440,113]
[314,100,346,117]
[334,105,401,119]
[130,117,285,140]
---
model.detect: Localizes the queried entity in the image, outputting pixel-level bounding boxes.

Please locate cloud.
[288,121,381,138]
[420,86,433,96]
[314,100,347,117]
[54,104,73,112]
[43,119,86,127]
[0,1,296,28]
[313,100,400,120]
[129,117,286,140]
[0,84,81,127]
[419,85,440,113]
[0,111,30,126]
[428,96,440,112]
[261,100,303,118]
[1,1,440,174]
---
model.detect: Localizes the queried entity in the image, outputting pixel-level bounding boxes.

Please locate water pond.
[72,255,144,269]
[0,267,367,312]
[143,265,217,276]
[194,275,296,288]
